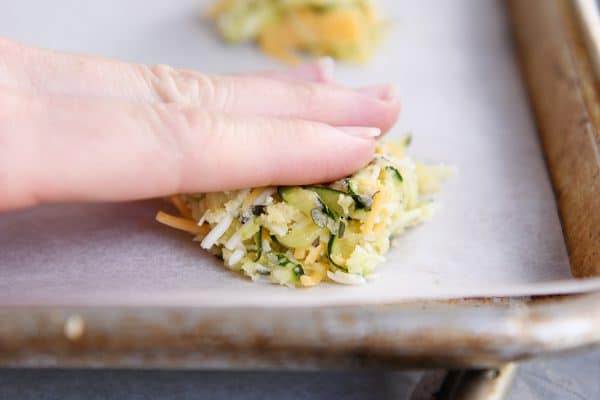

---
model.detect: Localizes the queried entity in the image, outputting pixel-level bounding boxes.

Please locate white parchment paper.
[1,0,599,307]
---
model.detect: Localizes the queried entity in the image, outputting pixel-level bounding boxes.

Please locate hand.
[0,38,400,211]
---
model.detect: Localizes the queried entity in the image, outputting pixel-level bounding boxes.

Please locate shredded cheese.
[170,195,193,219]
[294,247,307,260]
[362,191,385,234]
[242,187,263,209]
[155,211,208,235]
[300,262,327,287]
[304,242,323,264]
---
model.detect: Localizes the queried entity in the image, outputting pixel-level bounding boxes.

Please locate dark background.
[1,346,599,399]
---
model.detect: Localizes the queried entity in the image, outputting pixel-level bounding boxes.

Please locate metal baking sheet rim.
[1,293,599,369]
[2,0,599,369]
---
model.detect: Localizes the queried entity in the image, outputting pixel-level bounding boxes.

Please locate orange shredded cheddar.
[362,191,385,233]
[170,195,193,219]
[242,187,264,209]
[155,211,207,235]
[294,247,307,260]
[300,262,327,287]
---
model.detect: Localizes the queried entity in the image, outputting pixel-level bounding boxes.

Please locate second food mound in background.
[208,0,386,63]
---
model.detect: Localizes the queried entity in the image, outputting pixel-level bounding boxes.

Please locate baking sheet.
[1,0,599,307]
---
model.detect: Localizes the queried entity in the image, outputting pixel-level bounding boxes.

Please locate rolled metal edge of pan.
[0,293,599,369]
[507,0,600,277]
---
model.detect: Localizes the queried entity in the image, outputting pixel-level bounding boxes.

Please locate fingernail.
[338,126,381,139]
[316,57,335,82]
[358,84,397,101]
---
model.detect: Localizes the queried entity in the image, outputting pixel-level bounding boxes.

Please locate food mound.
[156,138,449,287]
[208,0,386,63]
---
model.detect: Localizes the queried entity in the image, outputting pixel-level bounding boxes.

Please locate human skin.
[0,38,400,211]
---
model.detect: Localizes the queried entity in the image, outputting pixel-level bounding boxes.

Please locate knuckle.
[146,64,220,106]
[204,75,235,111]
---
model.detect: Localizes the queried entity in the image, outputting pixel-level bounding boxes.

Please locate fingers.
[148,67,400,132]
[0,89,377,210]
[0,38,399,132]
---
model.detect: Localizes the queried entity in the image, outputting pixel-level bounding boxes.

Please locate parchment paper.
[1,0,599,307]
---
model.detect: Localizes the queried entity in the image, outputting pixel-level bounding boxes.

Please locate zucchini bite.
[156,138,450,287]
[208,0,386,64]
